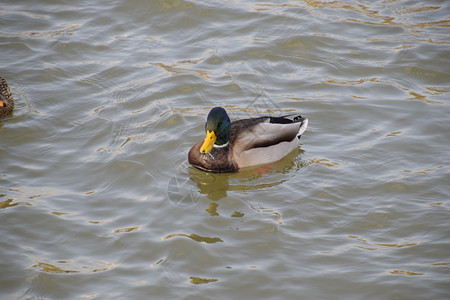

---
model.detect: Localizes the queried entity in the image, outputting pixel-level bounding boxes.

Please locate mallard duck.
[0,77,14,117]
[188,107,308,172]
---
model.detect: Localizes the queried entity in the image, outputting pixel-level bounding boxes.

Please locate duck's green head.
[200,107,231,154]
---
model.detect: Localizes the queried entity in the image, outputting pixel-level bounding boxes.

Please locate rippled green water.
[1,0,449,299]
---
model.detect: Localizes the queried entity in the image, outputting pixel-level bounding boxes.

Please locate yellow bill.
[200,130,217,154]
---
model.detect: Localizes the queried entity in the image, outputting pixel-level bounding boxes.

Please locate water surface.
[1,0,449,299]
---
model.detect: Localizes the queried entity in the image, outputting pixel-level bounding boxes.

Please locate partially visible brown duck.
[0,77,14,117]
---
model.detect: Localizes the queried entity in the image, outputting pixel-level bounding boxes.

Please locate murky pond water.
[1,0,449,299]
